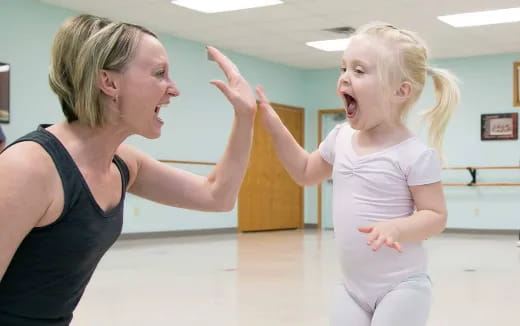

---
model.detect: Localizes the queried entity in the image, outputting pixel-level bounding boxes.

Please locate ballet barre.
[159,159,217,166]
[442,166,520,187]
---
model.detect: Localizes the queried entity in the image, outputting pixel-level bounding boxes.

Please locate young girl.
[256,22,459,326]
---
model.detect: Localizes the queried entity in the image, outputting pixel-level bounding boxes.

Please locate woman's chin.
[149,131,162,139]
[140,128,162,140]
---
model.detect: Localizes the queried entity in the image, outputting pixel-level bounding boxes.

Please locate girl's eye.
[355,68,364,74]
[340,67,346,73]
[156,70,166,77]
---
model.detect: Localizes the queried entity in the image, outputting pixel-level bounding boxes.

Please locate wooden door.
[238,103,304,231]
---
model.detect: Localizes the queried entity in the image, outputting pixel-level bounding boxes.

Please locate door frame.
[317,109,344,229]
[273,102,305,230]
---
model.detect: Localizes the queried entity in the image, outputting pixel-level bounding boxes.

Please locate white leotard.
[319,123,441,309]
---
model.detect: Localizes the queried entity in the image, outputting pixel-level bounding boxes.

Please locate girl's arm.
[359,181,447,252]
[256,86,332,186]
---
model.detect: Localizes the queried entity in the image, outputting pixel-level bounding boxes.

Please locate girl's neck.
[356,121,413,148]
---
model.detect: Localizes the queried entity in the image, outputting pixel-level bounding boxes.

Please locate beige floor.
[72,230,520,326]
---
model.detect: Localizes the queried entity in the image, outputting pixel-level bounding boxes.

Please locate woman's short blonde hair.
[48,14,156,127]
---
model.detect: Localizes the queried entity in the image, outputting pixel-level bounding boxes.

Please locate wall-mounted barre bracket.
[442,166,520,187]
[466,167,477,186]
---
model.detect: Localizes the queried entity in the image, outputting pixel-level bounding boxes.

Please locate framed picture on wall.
[514,61,520,106]
[481,113,518,140]
[0,62,10,123]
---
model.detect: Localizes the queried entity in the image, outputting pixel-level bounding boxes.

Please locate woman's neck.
[46,120,129,172]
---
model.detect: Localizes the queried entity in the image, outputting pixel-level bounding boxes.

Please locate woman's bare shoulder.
[0,141,56,176]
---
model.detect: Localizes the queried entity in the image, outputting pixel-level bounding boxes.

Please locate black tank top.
[0,125,129,325]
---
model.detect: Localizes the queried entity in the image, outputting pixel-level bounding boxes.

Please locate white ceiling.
[41,0,520,69]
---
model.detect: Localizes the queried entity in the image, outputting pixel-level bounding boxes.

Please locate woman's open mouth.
[154,105,164,123]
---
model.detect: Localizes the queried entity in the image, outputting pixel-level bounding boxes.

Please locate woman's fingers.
[209,80,232,101]
[207,46,239,83]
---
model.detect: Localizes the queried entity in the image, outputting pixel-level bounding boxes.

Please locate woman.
[0,14,257,325]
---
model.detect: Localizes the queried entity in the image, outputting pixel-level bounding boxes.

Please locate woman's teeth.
[155,105,165,122]
[155,104,167,113]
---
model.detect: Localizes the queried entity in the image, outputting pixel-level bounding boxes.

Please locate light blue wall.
[1,0,518,232]
[304,54,520,230]
[0,0,307,233]
[0,0,74,133]
[430,54,520,230]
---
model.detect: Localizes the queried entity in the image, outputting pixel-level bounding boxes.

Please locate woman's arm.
[125,46,257,211]
[0,143,58,280]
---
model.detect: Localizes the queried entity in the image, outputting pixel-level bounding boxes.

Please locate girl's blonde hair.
[354,22,460,156]
[49,14,156,127]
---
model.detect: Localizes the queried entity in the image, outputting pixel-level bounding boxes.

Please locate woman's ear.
[97,69,119,98]
[393,81,412,103]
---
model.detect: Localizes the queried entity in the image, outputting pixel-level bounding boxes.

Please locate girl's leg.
[371,276,432,326]
[330,283,371,326]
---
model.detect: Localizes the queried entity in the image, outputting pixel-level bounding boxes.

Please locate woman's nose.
[168,82,180,97]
